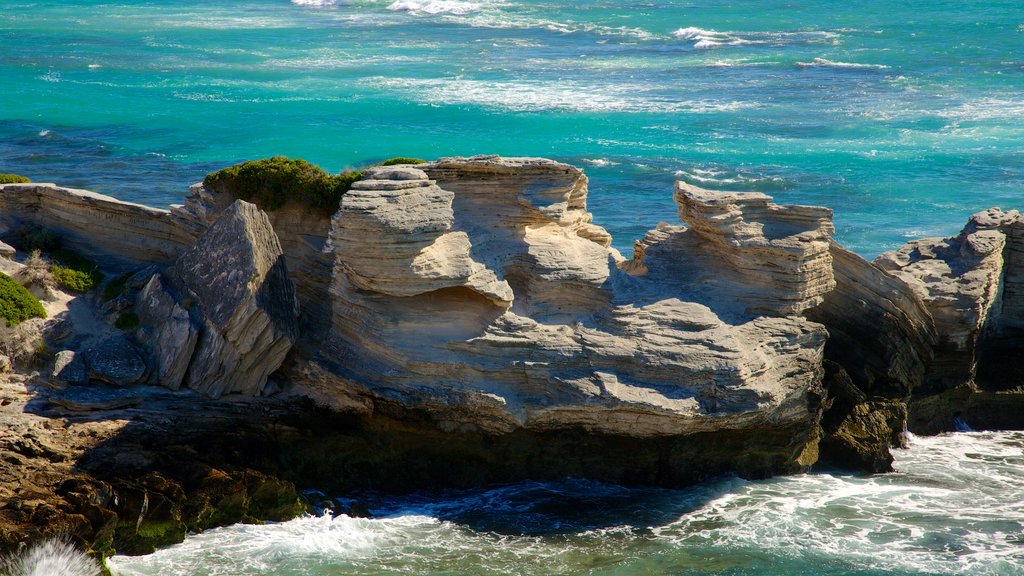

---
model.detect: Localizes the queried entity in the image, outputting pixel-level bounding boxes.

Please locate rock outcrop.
[0,183,195,269]
[168,200,299,398]
[172,184,335,351]
[309,156,832,481]
[874,208,1024,431]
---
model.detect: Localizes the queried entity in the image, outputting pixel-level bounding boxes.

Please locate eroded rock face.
[173,200,299,398]
[173,184,335,352]
[875,208,1023,393]
[311,156,833,480]
[0,183,195,269]
[135,273,198,390]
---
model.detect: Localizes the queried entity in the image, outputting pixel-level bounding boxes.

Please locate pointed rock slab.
[136,273,199,390]
[175,200,299,398]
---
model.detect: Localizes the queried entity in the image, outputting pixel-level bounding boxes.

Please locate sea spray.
[0,538,101,576]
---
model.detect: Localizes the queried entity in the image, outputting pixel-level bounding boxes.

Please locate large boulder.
[173,200,299,398]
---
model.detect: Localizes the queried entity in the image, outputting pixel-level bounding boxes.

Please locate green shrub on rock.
[0,173,30,184]
[203,156,361,215]
[0,272,46,326]
[50,249,103,293]
[378,157,425,166]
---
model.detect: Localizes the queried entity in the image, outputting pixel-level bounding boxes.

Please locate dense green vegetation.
[203,156,430,215]
[203,156,362,215]
[0,173,30,184]
[50,249,103,293]
[0,272,46,326]
[378,157,425,166]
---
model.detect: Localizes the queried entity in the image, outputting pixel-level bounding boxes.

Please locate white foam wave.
[291,0,342,6]
[797,57,890,69]
[360,76,757,114]
[109,432,1024,576]
[673,26,838,49]
[387,0,481,15]
[583,158,620,167]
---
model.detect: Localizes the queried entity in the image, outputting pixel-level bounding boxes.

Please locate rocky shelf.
[0,156,1021,562]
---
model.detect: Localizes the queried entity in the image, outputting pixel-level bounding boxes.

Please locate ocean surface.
[4,2,1024,574]
[2,0,1023,257]
[107,431,1024,576]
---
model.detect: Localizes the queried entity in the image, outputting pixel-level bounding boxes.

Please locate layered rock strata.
[312,157,833,481]
[0,183,194,268]
[874,208,1024,431]
[139,200,300,398]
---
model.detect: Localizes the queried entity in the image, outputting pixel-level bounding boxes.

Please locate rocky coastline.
[0,156,1021,565]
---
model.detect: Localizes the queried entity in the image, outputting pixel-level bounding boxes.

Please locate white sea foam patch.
[797,57,890,69]
[360,76,757,113]
[655,431,1024,575]
[673,26,838,49]
[675,167,786,188]
[939,97,1024,123]
[387,0,482,15]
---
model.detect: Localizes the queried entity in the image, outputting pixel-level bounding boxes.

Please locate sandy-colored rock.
[0,183,195,269]
[315,156,832,485]
[875,208,1022,392]
[174,200,299,398]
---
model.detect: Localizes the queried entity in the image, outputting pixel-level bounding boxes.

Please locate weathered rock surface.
[84,334,148,386]
[135,273,198,390]
[173,184,335,352]
[876,208,1023,394]
[0,183,195,269]
[312,156,832,480]
[51,350,88,386]
[173,200,299,398]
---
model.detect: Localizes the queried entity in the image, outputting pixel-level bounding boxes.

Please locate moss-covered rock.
[0,272,46,326]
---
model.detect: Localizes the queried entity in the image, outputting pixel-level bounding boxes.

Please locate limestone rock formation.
[173,200,299,398]
[0,183,195,269]
[173,183,336,353]
[51,350,88,386]
[310,156,834,480]
[84,334,148,386]
[875,208,1023,393]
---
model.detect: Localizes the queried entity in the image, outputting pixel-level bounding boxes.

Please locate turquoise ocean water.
[3,1,1024,574]
[2,0,1023,257]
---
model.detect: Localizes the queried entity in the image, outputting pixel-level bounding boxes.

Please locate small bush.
[0,173,30,184]
[14,250,58,300]
[103,271,132,301]
[0,272,46,326]
[115,311,140,330]
[378,157,425,166]
[50,249,103,293]
[203,156,361,215]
